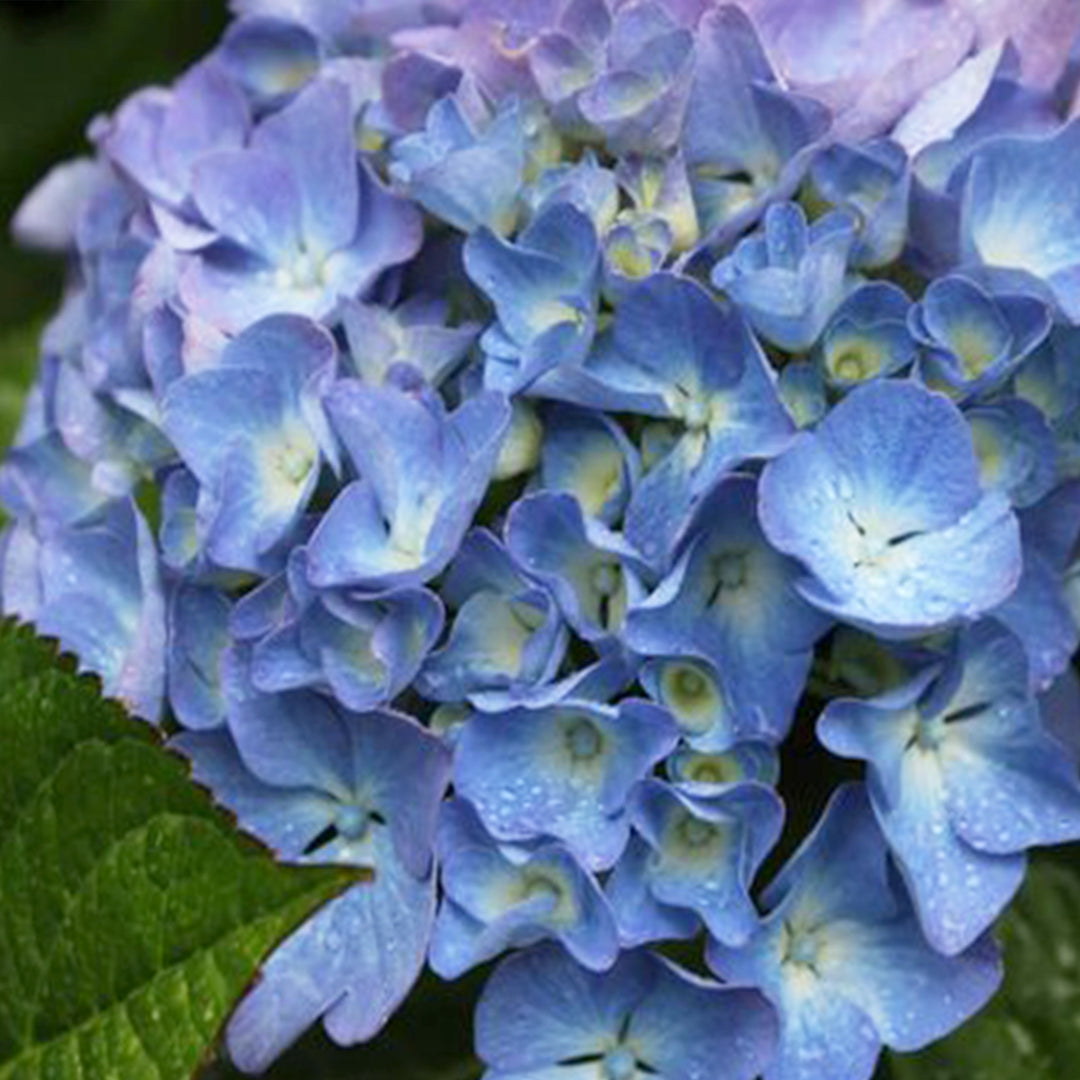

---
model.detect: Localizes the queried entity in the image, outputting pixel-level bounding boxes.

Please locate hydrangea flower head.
[7,0,1080,1074]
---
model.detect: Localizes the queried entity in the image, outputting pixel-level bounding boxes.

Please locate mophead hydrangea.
[7,2,1080,1077]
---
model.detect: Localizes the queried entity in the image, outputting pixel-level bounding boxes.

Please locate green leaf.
[0,620,363,1080]
[887,859,1080,1080]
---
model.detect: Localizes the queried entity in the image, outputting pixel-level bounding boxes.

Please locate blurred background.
[0,0,226,449]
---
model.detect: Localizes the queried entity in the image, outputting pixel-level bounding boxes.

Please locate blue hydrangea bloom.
[245,550,444,709]
[819,623,1080,955]
[910,275,1050,400]
[307,377,511,589]
[759,380,1022,637]
[161,314,337,572]
[430,798,618,977]
[684,6,829,248]
[712,203,856,352]
[180,78,421,332]
[454,699,677,870]
[541,273,793,563]
[390,95,527,235]
[417,529,567,704]
[818,282,916,390]
[475,944,778,1080]
[606,777,782,947]
[627,476,830,743]
[465,201,601,392]
[810,138,911,269]
[176,660,451,1070]
[506,491,646,645]
[638,654,737,749]
[709,784,1003,1080]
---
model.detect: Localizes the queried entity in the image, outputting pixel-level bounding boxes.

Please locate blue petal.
[219,15,321,104]
[173,727,334,856]
[475,945,653,1071]
[36,500,165,721]
[961,121,1080,321]
[993,548,1078,691]
[223,653,354,796]
[192,146,302,263]
[941,696,1080,854]
[605,835,700,946]
[759,992,883,1080]
[228,848,435,1069]
[535,403,638,525]
[757,784,897,925]
[832,926,1001,1053]
[252,78,358,256]
[167,584,231,730]
[0,432,108,527]
[627,957,778,1080]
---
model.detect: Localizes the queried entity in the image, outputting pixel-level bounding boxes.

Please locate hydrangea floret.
[7,1,1080,1078]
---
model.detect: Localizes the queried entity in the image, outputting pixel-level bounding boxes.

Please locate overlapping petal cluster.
[7,1,1080,1077]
